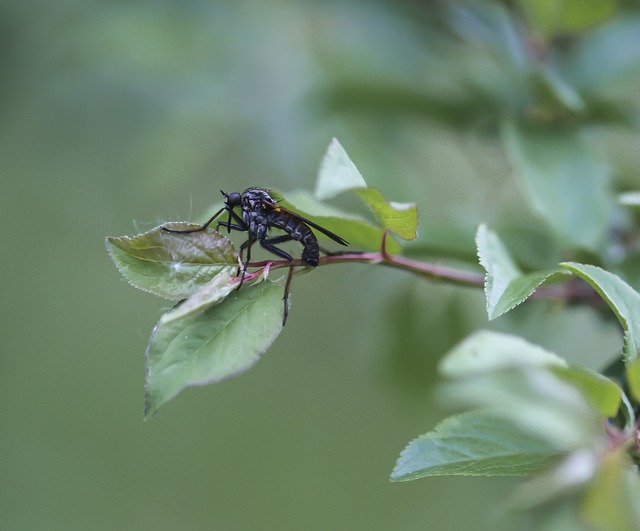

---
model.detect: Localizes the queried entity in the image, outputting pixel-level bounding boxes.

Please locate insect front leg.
[162,206,227,233]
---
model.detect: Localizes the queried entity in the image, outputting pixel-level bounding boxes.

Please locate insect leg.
[162,206,226,233]
[215,221,247,233]
[223,209,246,234]
[259,239,296,325]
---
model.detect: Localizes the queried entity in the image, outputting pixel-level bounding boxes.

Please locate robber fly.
[163,187,349,325]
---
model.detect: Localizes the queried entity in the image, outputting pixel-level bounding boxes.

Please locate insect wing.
[263,202,349,246]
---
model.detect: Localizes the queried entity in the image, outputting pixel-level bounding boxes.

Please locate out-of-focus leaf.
[512,449,599,509]
[440,368,602,451]
[439,330,567,378]
[283,190,400,254]
[551,366,621,418]
[521,0,616,38]
[561,262,640,363]
[391,409,560,481]
[557,16,640,94]
[581,448,640,530]
[439,332,605,450]
[106,224,238,300]
[619,191,640,206]
[144,281,283,418]
[476,224,568,319]
[626,357,640,404]
[315,138,367,200]
[502,119,612,250]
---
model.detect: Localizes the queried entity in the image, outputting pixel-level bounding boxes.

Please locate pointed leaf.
[476,224,568,319]
[502,119,612,250]
[106,224,238,300]
[391,409,559,481]
[145,281,283,417]
[561,262,640,363]
[314,139,418,240]
[315,138,367,200]
[282,190,400,253]
[352,188,418,240]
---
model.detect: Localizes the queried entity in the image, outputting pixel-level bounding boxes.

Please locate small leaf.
[315,138,367,200]
[282,190,400,253]
[477,224,568,319]
[561,262,640,363]
[352,188,418,240]
[106,224,238,300]
[502,119,612,250]
[439,330,567,379]
[391,409,560,481]
[144,281,283,417]
[314,139,418,240]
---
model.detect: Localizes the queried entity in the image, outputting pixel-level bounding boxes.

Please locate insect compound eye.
[224,192,241,207]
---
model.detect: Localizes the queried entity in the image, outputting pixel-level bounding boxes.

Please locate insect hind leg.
[259,237,296,326]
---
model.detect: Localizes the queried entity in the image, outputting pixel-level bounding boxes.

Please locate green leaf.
[391,409,560,481]
[476,224,568,319]
[440,368,602,451]
[315,138,367,200]
[352,188,418,240]
[561,262,640,363]
[314,139,418,240]
[521,0,616,38]
[106,224,238,300]
[501,119,612,250]
[439,332,605,451]
[282,190,400,254]
[439,330,567,379]
[558,17,640,94]
[160,271,236,322]
[626,357,640,404]
[551,366,621,418]
[581,448,640,530]
[144,281,284,417]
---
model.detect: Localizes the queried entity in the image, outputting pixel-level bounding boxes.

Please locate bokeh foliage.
[3,0,640,529]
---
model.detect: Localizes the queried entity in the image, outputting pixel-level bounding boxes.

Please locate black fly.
[163,187,349,324]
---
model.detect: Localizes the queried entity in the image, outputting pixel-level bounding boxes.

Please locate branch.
[237,231,599,305]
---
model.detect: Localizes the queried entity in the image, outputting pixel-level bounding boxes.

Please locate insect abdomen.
[270,213,320,267]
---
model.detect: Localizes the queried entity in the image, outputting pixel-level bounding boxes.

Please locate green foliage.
[106,224,238,300]
[476,224,568,319]
[145,281,284,418]
[391,409,560,480]
[108,140,419,416]
[103,2,640,528]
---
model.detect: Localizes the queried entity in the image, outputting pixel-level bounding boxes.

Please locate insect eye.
[225,192,241,206]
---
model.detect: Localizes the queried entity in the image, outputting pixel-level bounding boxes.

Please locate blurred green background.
[2,1,638,529]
